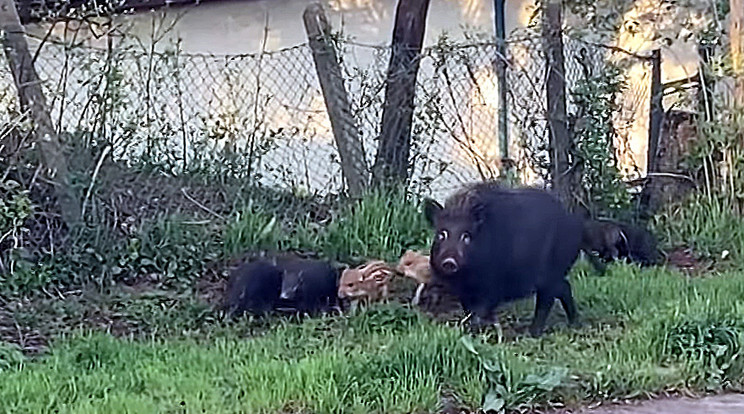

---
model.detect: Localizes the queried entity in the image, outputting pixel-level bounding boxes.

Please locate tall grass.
[321,187,431,262]
[654,194,744,263]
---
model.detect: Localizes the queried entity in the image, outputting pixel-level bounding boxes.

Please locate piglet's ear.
[423,198,443,226]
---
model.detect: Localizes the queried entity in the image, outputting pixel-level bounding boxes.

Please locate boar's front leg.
[467,304,499,334]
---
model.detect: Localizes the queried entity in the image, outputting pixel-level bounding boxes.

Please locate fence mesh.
[0,28,652,200]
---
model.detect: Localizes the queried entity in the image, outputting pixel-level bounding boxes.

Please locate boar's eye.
[437,230,448,241]
[461,232,471,244]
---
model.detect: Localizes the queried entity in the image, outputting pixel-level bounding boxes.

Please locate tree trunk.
[371,0,431,187]
[0,0,79,225]
[542,1,573,208]
[303,3,368,197]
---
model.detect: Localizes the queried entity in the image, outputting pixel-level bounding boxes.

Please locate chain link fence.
[0,29,652,200]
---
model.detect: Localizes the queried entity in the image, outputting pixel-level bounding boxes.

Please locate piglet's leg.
[380,284,390,302]
[411,283,426,306]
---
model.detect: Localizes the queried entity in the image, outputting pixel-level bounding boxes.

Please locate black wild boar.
[424,182,584,337]
[223,260,283,317]
[276,257,340,315]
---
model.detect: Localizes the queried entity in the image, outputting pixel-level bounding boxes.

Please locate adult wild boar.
[424,182,584,336]
[223,260,283,317]
[276,257,340,315]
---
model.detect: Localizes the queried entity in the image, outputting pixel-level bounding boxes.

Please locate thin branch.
[81,144,111,218]
[180,187,224,220]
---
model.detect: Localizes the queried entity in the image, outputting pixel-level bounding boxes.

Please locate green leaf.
[459,335,479,356]
[482,390,505,413]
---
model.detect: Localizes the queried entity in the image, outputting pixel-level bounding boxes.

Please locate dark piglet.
[617,221,660,265]
[580,219,624,274]
[581,218,660,274]
[223,260,282,317]
[276,257,339,314]
[424,182,584,337]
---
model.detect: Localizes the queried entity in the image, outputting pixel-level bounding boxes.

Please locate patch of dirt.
[548,392,744,414]
[664,247,713,274]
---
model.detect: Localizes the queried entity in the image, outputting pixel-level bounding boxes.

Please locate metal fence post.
[494,0,509,172]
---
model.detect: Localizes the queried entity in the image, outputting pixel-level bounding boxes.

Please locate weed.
[118,215,222,288]
[321,187,431,262]
[222,204,284,258]
[0,342,25,372]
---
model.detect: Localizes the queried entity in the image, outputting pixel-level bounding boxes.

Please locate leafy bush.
[570,63,632,219]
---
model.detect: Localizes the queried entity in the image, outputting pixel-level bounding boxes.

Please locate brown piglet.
[337,260,395,305]
[395,250,431,306]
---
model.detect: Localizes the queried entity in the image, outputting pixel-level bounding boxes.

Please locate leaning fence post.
[542,1,572,207]
[493,0,509,171]
[639,49,663,216]
[303,3,368,197]
[647,49,663,181]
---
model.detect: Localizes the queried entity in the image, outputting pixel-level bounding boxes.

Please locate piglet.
[337,260,395,306]
[277,257,340,315]
[395,250,432,306]
[223,260,282,317]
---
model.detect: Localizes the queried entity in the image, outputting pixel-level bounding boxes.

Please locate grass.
[4,185,744,413]
[3,262,744,413]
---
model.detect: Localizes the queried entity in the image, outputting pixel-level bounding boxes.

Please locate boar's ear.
[470,201,487,227]
[423,198,443,225]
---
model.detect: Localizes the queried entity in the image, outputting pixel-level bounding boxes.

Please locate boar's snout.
[440,257,459,273]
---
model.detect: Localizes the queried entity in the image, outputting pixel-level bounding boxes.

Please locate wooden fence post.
[303,3,368,197]
[647,49,663,179]
[639,49,663,216]
[542,1,572,207]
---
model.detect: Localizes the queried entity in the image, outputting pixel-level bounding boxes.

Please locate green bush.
[115,215,221,288]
